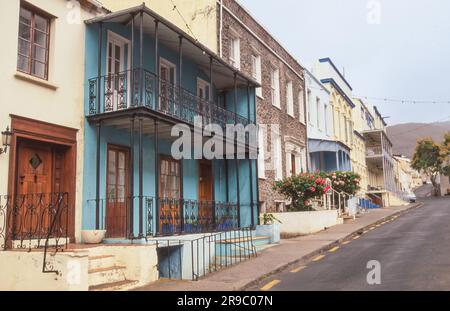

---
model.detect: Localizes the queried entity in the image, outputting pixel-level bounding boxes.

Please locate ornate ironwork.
[87,68,254,129]
[0,193,69,274]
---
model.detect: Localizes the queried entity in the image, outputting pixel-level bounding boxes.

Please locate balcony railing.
[1,193,69,251]
[88,68,253,127]
[366,146,383,157]
[86,196,239,238]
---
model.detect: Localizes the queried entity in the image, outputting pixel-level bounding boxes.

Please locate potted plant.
[256,213,281,243]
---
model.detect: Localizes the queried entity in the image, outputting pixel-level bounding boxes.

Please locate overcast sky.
[239,0,450,125]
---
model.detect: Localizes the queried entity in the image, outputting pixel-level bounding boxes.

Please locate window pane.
[32,61,46,79]
[34,15,49,33]
[18,39,30,56]
[34,30,47,47]
[33,45,47,62]
[20,8,32,25]
[18,23,31,40]
[17,54,29,72]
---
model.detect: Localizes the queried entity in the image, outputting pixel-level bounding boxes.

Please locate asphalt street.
[249,190,450,291]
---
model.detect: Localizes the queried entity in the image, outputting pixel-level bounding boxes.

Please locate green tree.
[411,137,444,196]
[441,133,450,177]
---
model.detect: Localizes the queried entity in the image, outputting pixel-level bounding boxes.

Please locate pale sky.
[239,0,450,125]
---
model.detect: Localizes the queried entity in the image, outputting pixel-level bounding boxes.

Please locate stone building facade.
[217,0,308,213]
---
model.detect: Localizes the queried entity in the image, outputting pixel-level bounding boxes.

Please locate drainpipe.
[219,0,223,57]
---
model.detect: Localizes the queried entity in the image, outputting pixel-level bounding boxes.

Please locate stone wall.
[219,0,307,212]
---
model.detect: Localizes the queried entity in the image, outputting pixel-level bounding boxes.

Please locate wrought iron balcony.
[88,68,253,127]
[86,196,239,238]
[0,193,69,251]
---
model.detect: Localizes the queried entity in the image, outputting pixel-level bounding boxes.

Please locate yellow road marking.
[369,227,376,230]
[342,241,351,245]
[312,255,325,261]
[328,246,339,253]
[290,266,306,273]
[260,279,281,291]
[363,230,369,234]
[353,235,360,240]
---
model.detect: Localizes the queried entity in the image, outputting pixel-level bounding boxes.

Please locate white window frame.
[299,90,305,124]
[106,31,132,110]
[197,78,211,101]
[258,125,266,179]
[251,54,262,98]
[271,68,280,109]
[274,132,283,181]
[286,81,294,117]
[316,97,321,129]
[307,89,313,125]
[229,36,240,70]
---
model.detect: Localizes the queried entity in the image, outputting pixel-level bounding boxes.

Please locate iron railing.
[153,227,257,281]
[86,196,239,239]
[88,68,253,127]
[0,193,69,274]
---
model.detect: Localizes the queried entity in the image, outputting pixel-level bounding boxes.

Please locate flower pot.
[81,230,106,244]
[256,223,280,243]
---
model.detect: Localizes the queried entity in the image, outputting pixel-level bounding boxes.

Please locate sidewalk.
[134,203,422,291]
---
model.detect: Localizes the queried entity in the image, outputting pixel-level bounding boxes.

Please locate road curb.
[240,202,424,290]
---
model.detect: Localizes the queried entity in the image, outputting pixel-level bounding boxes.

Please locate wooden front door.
[15,140,66,237]
[106,145,129,238]
[159,155,181,234]
[198,160,213,227]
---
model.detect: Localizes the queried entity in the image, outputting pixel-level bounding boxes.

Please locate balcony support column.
[139,11,144,105]
[130,13,135,106]
[138,117,144,238]
[154,20,159,110]
[178,36,183,87]
[154,119,160,234]
[233,73,241,227]
[95,121,101,230]
[247,84,254,228]
[129,116,135,238]
[97,22,103,114]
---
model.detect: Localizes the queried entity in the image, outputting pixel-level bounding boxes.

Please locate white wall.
[0,251,89,291]
[0,0,98,242]
[272,210,341,235]
[305,70,333,141]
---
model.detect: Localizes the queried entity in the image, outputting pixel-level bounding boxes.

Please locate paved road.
[415,184,433,198]
[248,196,450,291]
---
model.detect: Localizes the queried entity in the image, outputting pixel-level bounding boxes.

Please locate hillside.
[386,121,450,158]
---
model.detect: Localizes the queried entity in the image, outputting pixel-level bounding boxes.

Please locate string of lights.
[354,95,450,105]
[170,0,199,42]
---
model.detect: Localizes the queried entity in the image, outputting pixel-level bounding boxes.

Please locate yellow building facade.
[99,0,217,52]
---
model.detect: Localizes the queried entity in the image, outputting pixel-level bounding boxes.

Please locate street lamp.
[0,126,12,154]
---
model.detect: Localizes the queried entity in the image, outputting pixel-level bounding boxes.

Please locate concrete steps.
[87,253,138,291]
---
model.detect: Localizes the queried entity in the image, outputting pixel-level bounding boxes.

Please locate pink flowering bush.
[274,172,331,211]
[274,171,361,211]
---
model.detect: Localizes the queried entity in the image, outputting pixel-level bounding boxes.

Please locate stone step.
[88,255,116,270]
[89,279,139,291]
[216,235,270,246]
[88,265,127,287]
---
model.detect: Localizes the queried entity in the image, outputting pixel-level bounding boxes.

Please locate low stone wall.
[272,210,341,236]
[0,251,89,291]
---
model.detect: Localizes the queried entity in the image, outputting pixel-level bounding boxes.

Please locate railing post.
[130,13,135,107]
